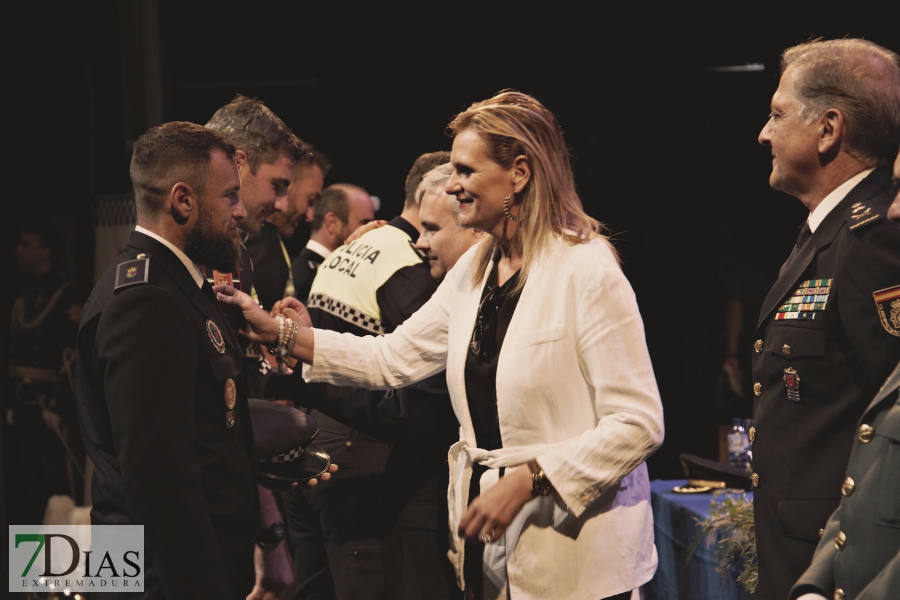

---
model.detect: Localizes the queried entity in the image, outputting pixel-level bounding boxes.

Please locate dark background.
[4,1,899,478]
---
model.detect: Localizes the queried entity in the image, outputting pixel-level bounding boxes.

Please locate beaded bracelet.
[285,319,299,357]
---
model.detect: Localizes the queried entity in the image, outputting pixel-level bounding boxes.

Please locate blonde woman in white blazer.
[218,91,664,600]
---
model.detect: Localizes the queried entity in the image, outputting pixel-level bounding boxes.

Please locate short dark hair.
[295,148,333,178]
[311,185,350,232]
[130,121,236,218]
[404,151,451,209]
[205,95,310,173]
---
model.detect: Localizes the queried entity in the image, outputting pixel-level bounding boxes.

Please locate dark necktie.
[795,222,812,250]
[779,222,813,277]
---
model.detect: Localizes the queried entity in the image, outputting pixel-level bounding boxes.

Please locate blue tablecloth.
[645,479,754,600]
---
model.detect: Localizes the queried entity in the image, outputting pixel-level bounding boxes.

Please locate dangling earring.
[503,195,520,222]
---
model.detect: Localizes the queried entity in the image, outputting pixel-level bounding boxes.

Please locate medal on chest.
[776,279,832,320]
[206,320,226,354]
[224,378,237,428]
[783,367,801,402]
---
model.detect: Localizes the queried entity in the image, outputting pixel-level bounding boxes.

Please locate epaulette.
[114,253,150,291]
[847,201,884,231]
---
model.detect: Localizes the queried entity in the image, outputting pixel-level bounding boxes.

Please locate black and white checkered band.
[308,293,385,335]
[259,445,304,464]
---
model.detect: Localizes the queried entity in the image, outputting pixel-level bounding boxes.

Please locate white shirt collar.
[808,168,874,232]
[134,225,206,288]
[305,239,332,260]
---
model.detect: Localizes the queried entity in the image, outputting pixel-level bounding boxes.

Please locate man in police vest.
[283,152,460,600]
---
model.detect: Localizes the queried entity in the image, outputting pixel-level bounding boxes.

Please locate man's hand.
[344,220,388,244]
[271,298,312,328]
[247,542,293,600]
[304,463,339,486]
[214,284,280,344]
[458,465,534,543]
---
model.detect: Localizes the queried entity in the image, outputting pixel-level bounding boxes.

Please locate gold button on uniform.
[754,382,763,396]
[834,531,847,550]
[751,473,759,487]
[749,427,756,442]
[754,339,764,353]
[782,344,792,356]
[834,590,845,600]
[841,477,855,496]
[859,424,874,443]
[818,528,825,539]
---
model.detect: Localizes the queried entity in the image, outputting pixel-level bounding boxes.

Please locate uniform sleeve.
[305,262,456,389]
[293,372,453,442]
[790,504,841,598]
[245,229,288,310]
[375,263,439,332]
[838,221,900,387]
[98,285,230,598]
[536,258,665,516]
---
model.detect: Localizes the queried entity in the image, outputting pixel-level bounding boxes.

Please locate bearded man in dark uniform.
[751,39,900,600]
[76,122,302,598]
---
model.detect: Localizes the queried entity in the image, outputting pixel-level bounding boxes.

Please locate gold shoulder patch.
[874,285,900,337]
[848,201,884,231]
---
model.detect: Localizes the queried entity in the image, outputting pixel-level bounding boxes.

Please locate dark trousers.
[283,414,457,600]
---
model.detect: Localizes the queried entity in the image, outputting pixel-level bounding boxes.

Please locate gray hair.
[782,38,900,166]
[415,163,458,217]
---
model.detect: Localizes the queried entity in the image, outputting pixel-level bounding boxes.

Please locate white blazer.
[307,234,664,600]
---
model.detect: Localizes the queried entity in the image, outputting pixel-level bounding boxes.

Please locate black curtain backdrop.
[4,1,899,479]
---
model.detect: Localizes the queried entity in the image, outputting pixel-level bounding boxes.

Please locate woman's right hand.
[214,284,280,345]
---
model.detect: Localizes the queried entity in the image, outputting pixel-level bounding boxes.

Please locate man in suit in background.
[290,184,375,303]
[751,38,900,600]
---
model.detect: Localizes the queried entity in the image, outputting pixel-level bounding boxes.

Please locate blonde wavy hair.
[447,90,613,291]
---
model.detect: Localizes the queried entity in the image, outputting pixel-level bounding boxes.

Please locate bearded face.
[184,197,242,272]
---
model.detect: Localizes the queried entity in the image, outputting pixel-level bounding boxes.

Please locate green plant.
[688,491,758,596]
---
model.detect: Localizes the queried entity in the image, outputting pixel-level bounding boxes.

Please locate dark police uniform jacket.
[290,245,327,303]
[791,360,900,600]
[751,168,900,600]
[76,230,258,599]
[245,221,291,311]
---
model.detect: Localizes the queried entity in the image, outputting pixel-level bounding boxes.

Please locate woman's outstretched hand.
[214,284,280,345]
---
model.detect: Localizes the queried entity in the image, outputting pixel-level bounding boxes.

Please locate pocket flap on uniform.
[764,327,825,359]
[876,403,900,442]
[513,324,566,349]
[777,498,839,541]
[208,354,241,381]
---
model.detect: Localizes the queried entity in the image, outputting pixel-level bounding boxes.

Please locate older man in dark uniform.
[751,39,900,600]
[76,122,297,598]
[788,142,900,600]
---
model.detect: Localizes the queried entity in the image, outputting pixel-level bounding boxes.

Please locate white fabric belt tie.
[446,438,572,594]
